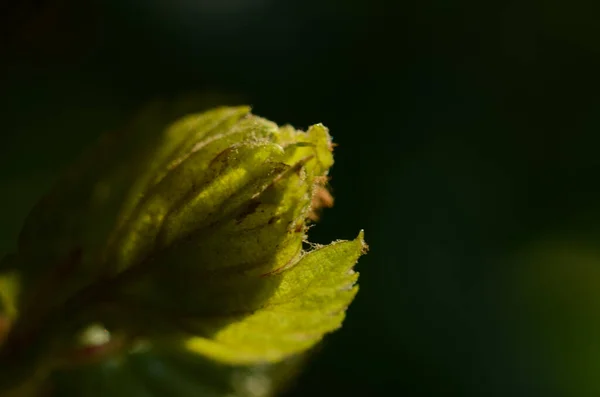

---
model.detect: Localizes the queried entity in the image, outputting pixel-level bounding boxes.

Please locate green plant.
[0,104,366,396]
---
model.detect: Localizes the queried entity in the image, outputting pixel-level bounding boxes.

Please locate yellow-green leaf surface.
[181,233,366,364]
[0,104,366,396]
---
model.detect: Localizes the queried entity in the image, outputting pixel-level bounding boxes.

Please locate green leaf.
[0,104,367,395]
[179,232,366,364]
[14,105,254,310]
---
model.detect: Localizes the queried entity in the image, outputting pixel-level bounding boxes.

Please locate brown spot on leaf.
[291,155,314,176]
[294,223,305,233]
[209,146,235,169]
[235,200,261,224]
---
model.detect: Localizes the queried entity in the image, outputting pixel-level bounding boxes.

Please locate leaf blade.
[180,232,367,364]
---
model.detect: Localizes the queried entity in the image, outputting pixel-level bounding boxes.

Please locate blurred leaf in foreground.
[0,104,366,396]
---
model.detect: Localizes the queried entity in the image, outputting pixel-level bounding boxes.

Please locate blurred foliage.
[50,345,308,397]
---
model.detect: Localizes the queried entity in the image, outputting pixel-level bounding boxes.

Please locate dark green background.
[2,1,600,396]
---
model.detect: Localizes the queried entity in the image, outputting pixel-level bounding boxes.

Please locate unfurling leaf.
[0,104,366,395]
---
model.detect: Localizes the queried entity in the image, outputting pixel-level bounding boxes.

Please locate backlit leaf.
[0,104,366,396]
